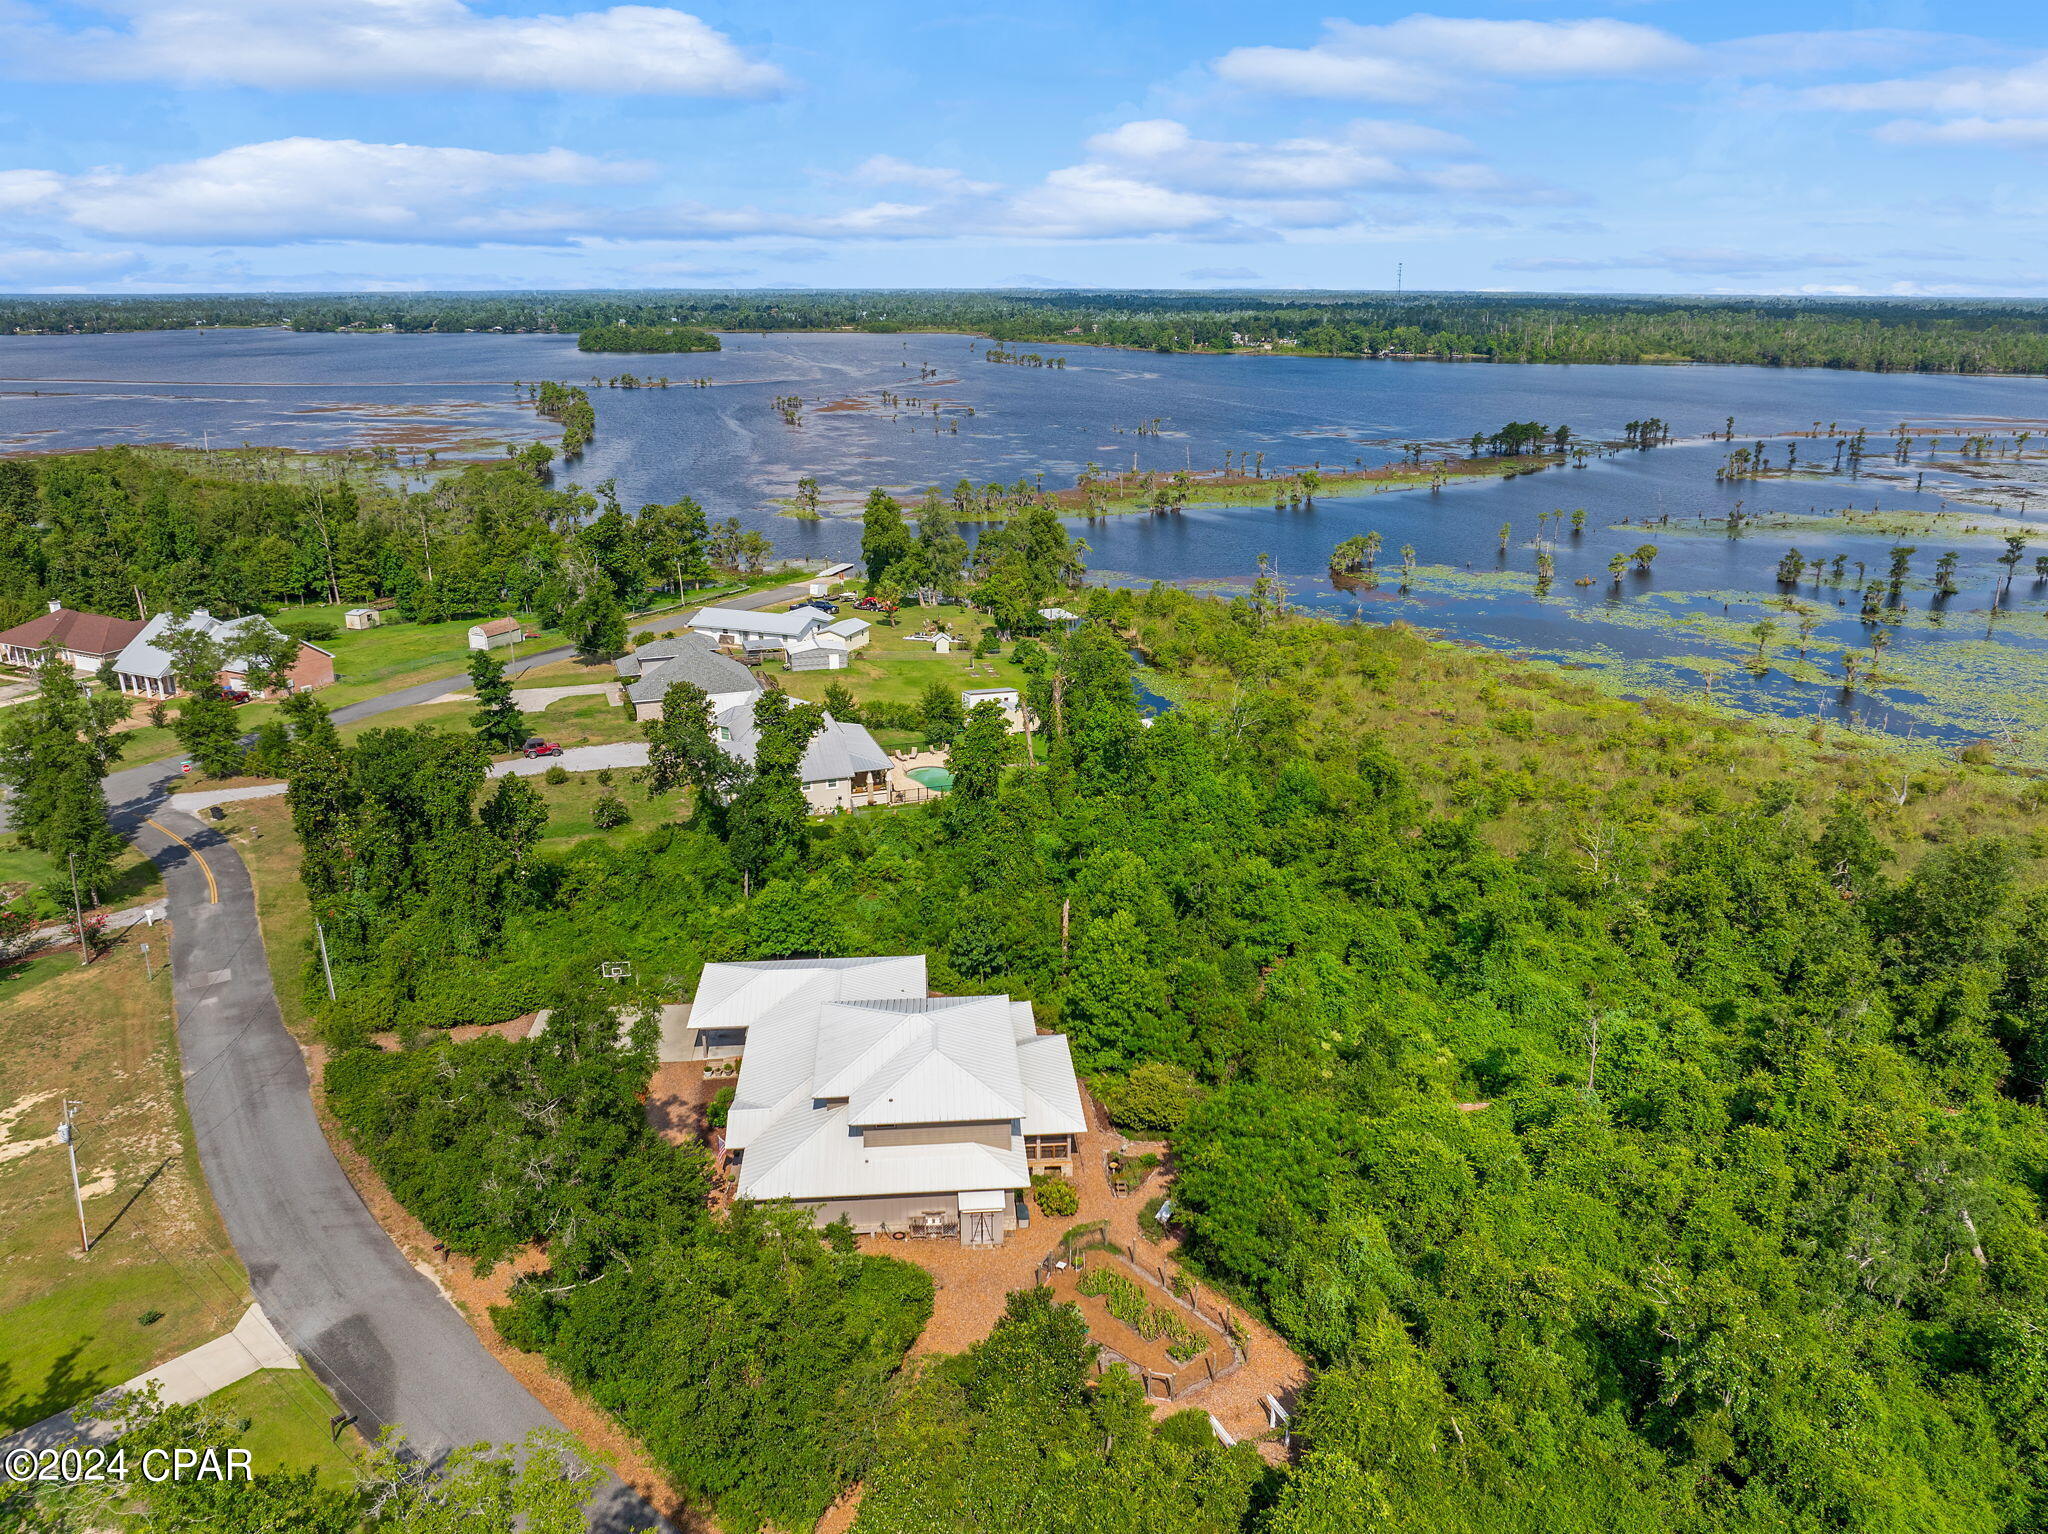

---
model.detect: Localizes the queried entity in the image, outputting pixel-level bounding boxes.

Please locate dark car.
[521,738,564,759]
[218,687,252,703]
[800,597,839,614]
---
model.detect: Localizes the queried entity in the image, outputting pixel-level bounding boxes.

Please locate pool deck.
[886,747,950,799]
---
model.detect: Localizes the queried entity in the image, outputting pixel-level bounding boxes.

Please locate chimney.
[47,599,61,613]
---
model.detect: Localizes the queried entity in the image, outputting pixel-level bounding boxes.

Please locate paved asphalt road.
[5,578,819,1523]
[326,578,814,731]
[110,783,664,1531]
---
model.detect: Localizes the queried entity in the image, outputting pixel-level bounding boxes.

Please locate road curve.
[5,579,819,1523]
[105,773,664,1530]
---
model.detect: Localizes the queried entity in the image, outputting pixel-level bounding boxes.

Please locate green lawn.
[0,939,251,1434]
[528,766,686,848]
[264,604,565,688]
[105,581,785,775]
[0,949,76,996]
[775,607,1031,717]
[221,800,319,1040]
[333,682,640,754]
[208,1368,362,1484]
[0,838,161,921]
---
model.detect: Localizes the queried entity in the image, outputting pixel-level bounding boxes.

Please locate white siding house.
[687,605,829,650]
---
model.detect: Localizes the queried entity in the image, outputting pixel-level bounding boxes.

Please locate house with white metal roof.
[109,609,335,699]
[962,686,1028,732]
[687,604,830,649]
[707,955,1087,1245]
[784,616,871,672]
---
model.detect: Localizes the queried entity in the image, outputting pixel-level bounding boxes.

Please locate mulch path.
[645,1061,731,1146]
[850,1089,1306,1454]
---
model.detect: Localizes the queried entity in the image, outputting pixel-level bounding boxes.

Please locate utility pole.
[67,851,87,967]
[314,919,336,1002]
[57,1101,89,1255]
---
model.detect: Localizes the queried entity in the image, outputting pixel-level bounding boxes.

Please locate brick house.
[109,610,335,699]
[0,603,147,673]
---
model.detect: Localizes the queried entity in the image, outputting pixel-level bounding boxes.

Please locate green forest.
[12,438,2048,1530]
[0,446,767,640]
[575,322,721,353]
[191,549,2048,1530]
[6,289,2048,373]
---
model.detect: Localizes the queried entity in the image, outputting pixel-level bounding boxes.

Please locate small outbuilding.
[344,608,380,630]
[468,617,523,652]
[962,686,1028,732]
[807,561,857,598]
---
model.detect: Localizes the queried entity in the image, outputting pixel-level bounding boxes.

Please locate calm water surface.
[5,328,2045,751]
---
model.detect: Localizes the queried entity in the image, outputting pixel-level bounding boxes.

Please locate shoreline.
[8,323,2048,382]
[777,453,1562,522]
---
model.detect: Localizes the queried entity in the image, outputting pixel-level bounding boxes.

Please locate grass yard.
[332,683,640,755]
[0,836,162,923]
[528,769,684,849]
[773,607,1031,716]
[265,605,566,689]
[101,585,773,774]
[221,799,319,1042]
[208,1367,363,1484]
[0,936,251,1433]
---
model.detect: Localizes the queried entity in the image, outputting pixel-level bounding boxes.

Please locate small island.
[577,322,722,354]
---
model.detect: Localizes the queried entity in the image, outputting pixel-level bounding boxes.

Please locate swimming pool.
[907,767,953,791]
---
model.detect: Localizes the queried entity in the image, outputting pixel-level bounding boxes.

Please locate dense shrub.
[1030,1171,1079,1218]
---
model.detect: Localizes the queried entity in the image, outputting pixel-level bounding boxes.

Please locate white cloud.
[0,247,146,286]
[1082,117,1510,201]
[1807,57,2048,118]
[0,0,787,95]
[1497,247,1865,277]
[1215,15,1697,101]
[1873,116,2048,146]
[1798,53,2048,152]
[846,156,997,195]
[990,114,1542,241]
[1003,165,1230,240]
[7,138,650,245]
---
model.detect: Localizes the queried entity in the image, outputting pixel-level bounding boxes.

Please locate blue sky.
[0,0,2037,295]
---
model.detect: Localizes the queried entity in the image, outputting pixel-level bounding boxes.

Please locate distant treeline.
[576,322,721,354]
[7,290,2048,374]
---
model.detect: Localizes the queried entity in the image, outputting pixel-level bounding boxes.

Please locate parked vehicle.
[800,598,838,614]
[521,738,563,759]
[218,687,252,703]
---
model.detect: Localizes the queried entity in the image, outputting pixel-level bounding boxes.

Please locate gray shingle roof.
[622,634,759,706]
[715,698,891,783]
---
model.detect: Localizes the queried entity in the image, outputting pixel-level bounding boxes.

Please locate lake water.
[4,327,2045,756]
